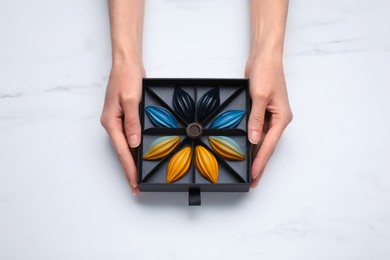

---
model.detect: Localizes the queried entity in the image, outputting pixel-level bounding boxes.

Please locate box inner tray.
[138,79,251,192]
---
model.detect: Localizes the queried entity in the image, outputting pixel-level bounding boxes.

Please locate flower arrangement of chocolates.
[138,79,251,195]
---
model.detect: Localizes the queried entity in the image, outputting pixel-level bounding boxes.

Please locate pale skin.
[101,0,292,195]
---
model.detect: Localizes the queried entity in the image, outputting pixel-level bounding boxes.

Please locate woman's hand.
[245,52,293,188]
[100,62,145,195]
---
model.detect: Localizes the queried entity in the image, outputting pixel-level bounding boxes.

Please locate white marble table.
[1,0,390,259]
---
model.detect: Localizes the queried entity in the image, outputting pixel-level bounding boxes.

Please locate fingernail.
[252,172,260,180]
[131,183,137,189]
[129,135,140,148]
[249,130,261,144]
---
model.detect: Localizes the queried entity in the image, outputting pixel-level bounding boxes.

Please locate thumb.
[248,96,268,144]
[123,99,141,148]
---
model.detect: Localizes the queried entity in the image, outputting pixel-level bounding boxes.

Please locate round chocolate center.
[186,122,203,139]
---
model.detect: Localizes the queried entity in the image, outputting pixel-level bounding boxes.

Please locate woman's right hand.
[100,61,145,195]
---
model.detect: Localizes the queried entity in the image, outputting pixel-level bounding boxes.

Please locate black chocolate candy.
[173,87,195,123]
[196,87,220,123]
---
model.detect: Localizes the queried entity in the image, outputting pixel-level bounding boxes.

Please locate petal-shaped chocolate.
[143,136,181,160]
[166,146,192,183]
[195,145,218,183]
[196,87,220,123]
[173,87,195,122]
[209,110,245,129]
[208,136,245,161]
[145,106,178,128]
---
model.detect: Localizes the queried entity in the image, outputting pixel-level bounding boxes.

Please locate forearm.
[249,0,288,60]
[108,0,145,65]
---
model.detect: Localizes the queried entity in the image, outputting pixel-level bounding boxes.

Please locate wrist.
[249,40,283,63]
[247,48,283,70]
[112,57,144,74]
[246,45,284,77]
[110,57,145,79]
[112,46,143,68]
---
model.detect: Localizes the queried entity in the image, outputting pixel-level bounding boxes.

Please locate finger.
[122,166,140,196]
[245,63,251,78]
[250,169,264,188]
[251,125,284,179]
[106,125,139,191]
[248,96,268,145]
[132,187,140,196]
[122,99,141,148]
[250,124,268,162]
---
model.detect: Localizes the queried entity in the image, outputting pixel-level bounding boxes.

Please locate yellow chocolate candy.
[143,136,180,160]
[195,145,218,183]
[208,136,245,161]
[167,146,192,183]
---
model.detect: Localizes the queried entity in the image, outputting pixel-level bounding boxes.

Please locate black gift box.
[137,78,251,205]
